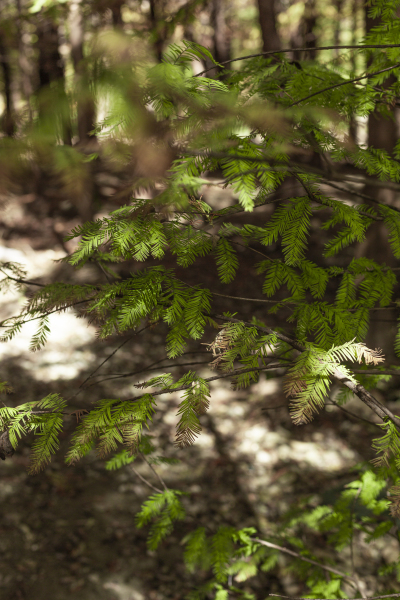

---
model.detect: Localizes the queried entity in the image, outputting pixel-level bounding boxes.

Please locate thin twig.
[251,538,358,588]
[0,271,46,287]
[194,44,400,77]
[352,369,400,376]
[320,179,400,216]
[0,299,91,328]
[83,353,210,387]
[90,360,211,385]
[79,326,150,389]
[140,452,168,491]
[122,363,287,402]
[211,291,280,303]
[268,595,400,600]
[131,466,163,494]
[290,63,400,107]
[326,400,381,430]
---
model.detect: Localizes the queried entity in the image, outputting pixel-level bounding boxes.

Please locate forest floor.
[0,189,398,600]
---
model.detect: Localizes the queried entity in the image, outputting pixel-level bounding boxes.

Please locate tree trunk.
[111,0,124,27]
[69,0,96,144]
[0,34,14,136]
[36,14,72,145]
[256,0,280,53]
[36,16,64,88]
[212,0,231,72]
[303,0,317,60]
[16,0,33,122]
[333,0,344,57]
[149,0,163,62]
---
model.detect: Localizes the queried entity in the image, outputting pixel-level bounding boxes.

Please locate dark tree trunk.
[16,0,33,122]
[303,0,317,60]
[111,0,124,27]
[334,0,344,57]
[69,0,96,144]
[0,35,14,136]
[256,0,280,53]
[212,0,231,71]
[149,0,163,62]
[36,14,72,145]
[290,0,317,61]
[36,17,64,88]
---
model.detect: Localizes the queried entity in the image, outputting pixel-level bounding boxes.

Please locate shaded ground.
[0,191,398,600]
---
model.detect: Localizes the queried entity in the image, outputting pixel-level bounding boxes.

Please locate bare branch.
[132,466,163,494]
[140,452,168,491]
[251,538,358,588]
[268,595,400,600]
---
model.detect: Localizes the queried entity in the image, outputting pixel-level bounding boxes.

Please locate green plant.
[2,0,400,597]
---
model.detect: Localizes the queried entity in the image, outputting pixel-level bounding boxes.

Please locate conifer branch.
[89,360,212,386]
[190,150,400,196]
[213,314,400,429]
[209,291,281,304]
[0,270,46,287]
[320,180,400,216]
[125,363,287,401]
[290,63,400,107]
[194,44,400,77]
[0,299,91,328]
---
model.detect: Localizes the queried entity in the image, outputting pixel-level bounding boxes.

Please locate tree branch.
[213,313,400,429]
[251,538,358,588]
[131,466,163,494]
[194,44,400,77]
[268,595,400,600]
[290,63,400,107]
[140,452,168,491]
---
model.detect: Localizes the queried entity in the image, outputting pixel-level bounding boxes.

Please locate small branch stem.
[140,453,168,491]
[131,466,163,494]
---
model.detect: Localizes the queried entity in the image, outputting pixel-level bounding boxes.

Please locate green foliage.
[175,373,210,447]
[3,4,400,598]
[136,490,186,550]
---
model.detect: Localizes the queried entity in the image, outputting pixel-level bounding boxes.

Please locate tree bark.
[256,0,280,53]
[303,0,317,60]
[111,0,124,27]
[212,0,231,71]
[16,0,33,122]
[0,34,14,136]
[36,14,72,145]
[149,0,163,62]
[36,16,64,88]
[333,0,344,57]
[69,0,96,144]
